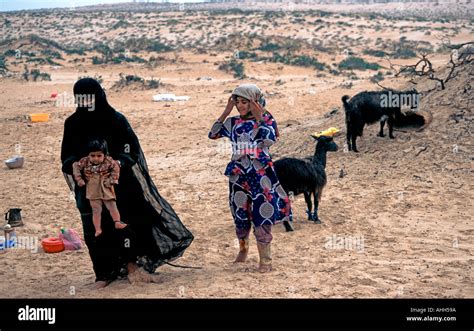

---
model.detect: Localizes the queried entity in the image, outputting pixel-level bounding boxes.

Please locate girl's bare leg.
[89,200,103,237]
[103,200,126,229]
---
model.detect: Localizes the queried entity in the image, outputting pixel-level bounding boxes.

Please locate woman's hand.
[249,100,264,122]
[218,96,235,122]
[77,179,86,187]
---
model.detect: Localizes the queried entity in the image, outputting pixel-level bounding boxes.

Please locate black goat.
[274,135,338,226]
[342,89,419,152]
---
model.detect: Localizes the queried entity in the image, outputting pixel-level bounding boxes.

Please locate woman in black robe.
[61,78,194,287]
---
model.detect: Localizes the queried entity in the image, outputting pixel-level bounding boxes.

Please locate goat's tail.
[341,95,351,111]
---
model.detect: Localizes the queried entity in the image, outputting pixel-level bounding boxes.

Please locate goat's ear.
[311,135,320,141]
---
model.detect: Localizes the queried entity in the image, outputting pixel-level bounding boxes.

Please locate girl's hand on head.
[249,100,263,121]
[219,96,235,122]
[225,96,235,114]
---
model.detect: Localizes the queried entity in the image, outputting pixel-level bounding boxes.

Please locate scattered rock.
[324,108,339,118]
[339,168,345,178]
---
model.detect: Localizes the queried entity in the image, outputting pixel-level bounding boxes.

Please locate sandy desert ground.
[0,3,473,298]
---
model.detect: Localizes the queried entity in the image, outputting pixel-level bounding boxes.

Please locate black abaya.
[61,78,194,281]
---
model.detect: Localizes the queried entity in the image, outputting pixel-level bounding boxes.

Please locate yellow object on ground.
[30,113,50,122]
[312,127,340,138]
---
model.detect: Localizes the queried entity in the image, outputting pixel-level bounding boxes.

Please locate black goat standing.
[342,90,419,152]
[274,135,338,226]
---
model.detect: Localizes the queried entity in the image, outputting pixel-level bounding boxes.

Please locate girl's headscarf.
[231,83,266,107]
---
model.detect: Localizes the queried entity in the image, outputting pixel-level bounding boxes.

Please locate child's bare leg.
[89,200,103,237]
[103,200,126,229]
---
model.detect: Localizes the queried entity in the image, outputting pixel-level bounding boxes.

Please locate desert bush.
[218,60,245,79]
[0,55,7,74]
[228,61,245,79]
[27,57,61,66]
[391,48,416,59]
[435,44,451,53]
[28,34,64,51]
[291,18,306,24]
[211,8,245,16]
[65,47,86,55]
[115,37,172,53]
[166,19,179,26]
[22,65,28,80]
[338,57,380,71]
[413,16,429,22]
[112,19,130,29]
[236,50,257,60]
[258,42,281,52]
[123,74,143,83]
[318,10,333,17]
[391,37,432,59]
[111,54,146,64]
[362,49,387,57]
[78,74,103,84]
[113,73,160,90]
[260,52,326,71]
[92,56,105,65]
[41,49,64,60]
[23,51,37,57]
[264,11,285,20]
[290,55,325,70]
[92,43,113,58]
[370,71,385,83]
[147,78,160,89]
[29,69,51,81]
[3,49,17,57]
[312,42,330,53]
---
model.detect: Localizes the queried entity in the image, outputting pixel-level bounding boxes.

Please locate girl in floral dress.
[209,84,292,273]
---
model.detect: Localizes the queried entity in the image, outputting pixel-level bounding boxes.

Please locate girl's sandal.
[114,220,128,230]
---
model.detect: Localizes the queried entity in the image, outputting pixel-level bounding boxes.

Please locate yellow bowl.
[30,113,50,122]
[312,127,340,138]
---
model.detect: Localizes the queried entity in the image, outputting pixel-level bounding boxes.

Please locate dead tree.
[385,40,473,90]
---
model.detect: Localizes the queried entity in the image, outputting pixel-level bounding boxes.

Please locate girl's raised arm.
[208,117,233,140]
[208,96,235,139]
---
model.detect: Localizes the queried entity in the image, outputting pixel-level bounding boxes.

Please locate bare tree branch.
[445,41,474,50]
[375,82,393,90]
[384,37,473,91]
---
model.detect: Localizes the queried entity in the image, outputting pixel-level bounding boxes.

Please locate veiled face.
[73,78,104,112]
[234,96,250,116]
